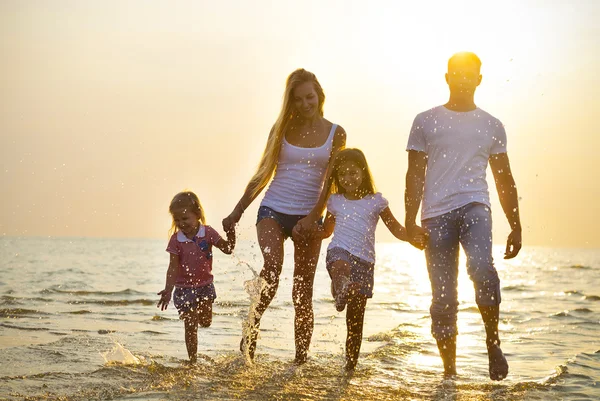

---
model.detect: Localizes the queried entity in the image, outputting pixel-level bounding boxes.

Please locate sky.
[1,0,599,248]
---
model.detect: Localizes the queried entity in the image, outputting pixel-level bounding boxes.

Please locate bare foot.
[293,354,308,365]
[488,344,509,381]
[240,328,258,361]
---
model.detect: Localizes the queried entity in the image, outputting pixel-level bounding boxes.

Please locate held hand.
[222,208,242,233]
[410,232,429,250]
[292,216,318,241]
[156,289,172,311]
[504,229,522,259]
[224,222,236,237]
[407,223,427,250]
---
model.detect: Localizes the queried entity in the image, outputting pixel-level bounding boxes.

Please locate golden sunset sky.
[1,1,598,247]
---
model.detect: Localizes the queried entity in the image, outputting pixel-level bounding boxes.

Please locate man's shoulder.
[474,107,503,126]
[415,105,444,120]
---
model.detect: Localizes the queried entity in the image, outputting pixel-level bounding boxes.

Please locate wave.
[69,299,155,306]
[503,284,530,291]
[0,322,50,331]
[40,288,146,296]
[151,315,174,321]
[565,264,592,270]
[0,295,53,305]
[0,308,49,318]
[141,330,167,335]
[584,295,600,301]
[459,306,480,312]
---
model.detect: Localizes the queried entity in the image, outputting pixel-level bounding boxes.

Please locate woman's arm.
[293,125,346,238]
[223,128,277,231]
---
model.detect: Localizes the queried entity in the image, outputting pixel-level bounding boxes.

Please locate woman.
[223,68,346,364]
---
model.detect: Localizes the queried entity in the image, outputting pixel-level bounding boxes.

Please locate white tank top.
[261,123,337,215]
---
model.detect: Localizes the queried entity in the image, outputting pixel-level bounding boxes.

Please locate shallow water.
[0,237,599,400]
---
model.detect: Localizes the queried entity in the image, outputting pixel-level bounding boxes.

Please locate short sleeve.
[205,225,224,246]
[406,114,426,153]
[166,234,180,255]
[326,195,338,215]
[374,193,389,214]
[490,119,507,154]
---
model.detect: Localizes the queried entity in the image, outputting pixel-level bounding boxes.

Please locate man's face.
[445,60,482,94]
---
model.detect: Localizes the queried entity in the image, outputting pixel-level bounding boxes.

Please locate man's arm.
[489,152,522,259]
[405,150,427,238]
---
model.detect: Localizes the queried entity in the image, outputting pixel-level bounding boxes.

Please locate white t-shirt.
[406,106,507,220]
[261,124,337,215]
[326,192,389,263]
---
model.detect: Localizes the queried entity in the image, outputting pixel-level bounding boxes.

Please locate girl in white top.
[319,148,425,371]
[223,69,346,364]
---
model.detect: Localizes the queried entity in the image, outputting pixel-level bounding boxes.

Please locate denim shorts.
[326,247,375,298]
[256,206,319,239]
[173,283,216,315]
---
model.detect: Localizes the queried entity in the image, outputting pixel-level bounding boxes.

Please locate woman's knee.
[292,281,314,309]
[260,263,283,287]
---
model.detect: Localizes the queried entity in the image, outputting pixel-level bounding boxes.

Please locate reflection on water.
[0,238,599,400]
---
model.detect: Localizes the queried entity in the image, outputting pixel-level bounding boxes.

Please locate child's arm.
[380,207,408,241]
[214,226,236,255]
[320,211,335,239]
[380,206,426,250]
[157,253,179,310]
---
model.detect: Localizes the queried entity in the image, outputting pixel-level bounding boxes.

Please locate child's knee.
[198,316,212,328]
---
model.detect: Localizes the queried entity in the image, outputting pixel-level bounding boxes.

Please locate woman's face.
[292,81,319,119]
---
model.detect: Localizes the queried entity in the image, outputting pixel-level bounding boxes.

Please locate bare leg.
[183,312,199,364]
[329,260,351,312]
[242,218,285,360]
[292,236,321,364]
[436,336,457,377]
[197,299,213,328]
[345,291,367,371]
[479,305,508,380]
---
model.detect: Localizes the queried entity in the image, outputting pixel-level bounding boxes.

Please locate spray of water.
[236,258,268,364]
[100,341,142,365]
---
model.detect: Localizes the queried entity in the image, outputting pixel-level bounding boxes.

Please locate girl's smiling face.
[172,208,200,238]
[337,160,364,197]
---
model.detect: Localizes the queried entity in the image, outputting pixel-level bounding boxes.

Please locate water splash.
[101,341,141,365]
[237,257,268,364]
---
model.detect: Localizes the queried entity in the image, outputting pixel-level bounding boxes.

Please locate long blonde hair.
[246,69,325,198]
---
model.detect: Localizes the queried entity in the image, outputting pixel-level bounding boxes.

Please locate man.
[404,52,522,380]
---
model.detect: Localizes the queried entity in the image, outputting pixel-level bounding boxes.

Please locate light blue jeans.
[422,202,501,340]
